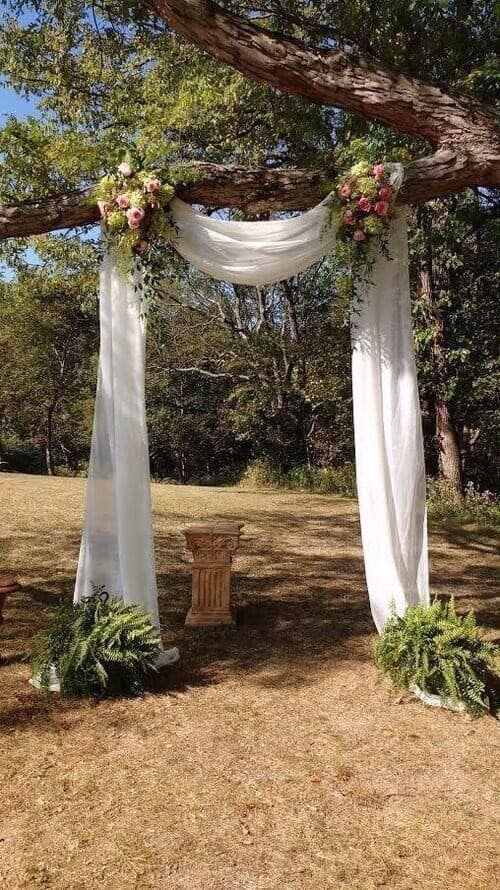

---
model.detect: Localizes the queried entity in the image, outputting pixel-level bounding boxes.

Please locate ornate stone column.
[183,522,243,627]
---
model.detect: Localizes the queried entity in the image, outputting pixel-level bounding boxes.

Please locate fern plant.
[30,586,161,697]
[374,599,499,716]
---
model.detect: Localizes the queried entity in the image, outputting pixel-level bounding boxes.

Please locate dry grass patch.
[0,473,499,889]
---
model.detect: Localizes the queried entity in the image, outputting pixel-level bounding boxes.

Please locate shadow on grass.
[1,499,498,733]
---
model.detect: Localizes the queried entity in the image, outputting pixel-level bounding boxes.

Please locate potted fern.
[374,599,499,717]
[30,586,162,697]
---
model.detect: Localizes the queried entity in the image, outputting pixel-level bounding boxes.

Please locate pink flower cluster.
[126,207,145,230]
[96,163,166,251]
[337,163,394,245]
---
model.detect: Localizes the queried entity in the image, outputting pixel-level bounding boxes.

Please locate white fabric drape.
[76,166,428,634]
[169,196,338,286]
[74,258,159,628]
[351,213,429,630]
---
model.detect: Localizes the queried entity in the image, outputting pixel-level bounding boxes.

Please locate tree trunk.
[435,399,464,503]
[418,213,464,502]
[282,281,306,387]
[45,405,56,476]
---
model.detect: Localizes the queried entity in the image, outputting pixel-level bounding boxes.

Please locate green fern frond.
[374,599,499,717]
[29,587,162,698]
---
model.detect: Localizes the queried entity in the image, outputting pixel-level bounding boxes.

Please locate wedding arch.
[74,161,428,636]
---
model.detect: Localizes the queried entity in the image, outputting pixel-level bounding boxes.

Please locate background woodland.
[0,1,498,503]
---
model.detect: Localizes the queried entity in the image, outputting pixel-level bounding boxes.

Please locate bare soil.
[0,473,499,889]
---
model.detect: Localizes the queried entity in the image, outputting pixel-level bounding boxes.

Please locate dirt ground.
[0,473,499,889]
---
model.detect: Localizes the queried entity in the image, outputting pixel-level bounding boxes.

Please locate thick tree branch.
[1,3,498,242]
[0,167,327,239]
[144,0,498,164]
[0,151,495,241]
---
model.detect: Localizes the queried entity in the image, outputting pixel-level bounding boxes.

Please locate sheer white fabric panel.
[74,257,159,628]
[76,165,428,634]
[351,213,429,631]
[170,196,337,285]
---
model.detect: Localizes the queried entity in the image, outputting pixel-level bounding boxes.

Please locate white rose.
[118,162,133,178]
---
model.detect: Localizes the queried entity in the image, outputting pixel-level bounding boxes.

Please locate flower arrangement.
[334,160,397,249]
[94,154,177,274]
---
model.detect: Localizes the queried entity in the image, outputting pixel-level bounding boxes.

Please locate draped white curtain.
[74,259,159,628]
[75,167,429,633]
[351,212,428,630]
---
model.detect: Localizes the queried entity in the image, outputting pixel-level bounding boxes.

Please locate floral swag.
[95,155,398,294]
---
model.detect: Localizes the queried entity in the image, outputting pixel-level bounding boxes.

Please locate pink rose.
[340,183,352,199]
[343,210,356,225]
[378,186,393,201]
[118,162,133,177]
[126,207,145,229]
[353,229,366,242]
[358,196,372,213]
[145,178,162,193]
[97,200,111,218]
[373,163,385,181]
[136,240,149,253]
[116,193,130,210]
[374,200,389,216]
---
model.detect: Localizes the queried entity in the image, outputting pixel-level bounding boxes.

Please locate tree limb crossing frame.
[0,0,498,241]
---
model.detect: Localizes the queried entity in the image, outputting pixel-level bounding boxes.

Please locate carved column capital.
[183,522,243,626]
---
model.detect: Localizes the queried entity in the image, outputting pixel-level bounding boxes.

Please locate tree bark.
[45,403,56,476]
[282,280,306,387]
[1,150,497,241]
[435,400,464,503]
[418,221,464,502]
[145,0,499,185]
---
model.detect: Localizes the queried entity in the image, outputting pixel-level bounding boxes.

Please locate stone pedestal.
[183,522,243,627]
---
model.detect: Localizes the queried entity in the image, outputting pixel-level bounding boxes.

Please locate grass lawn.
[0,472,499,889]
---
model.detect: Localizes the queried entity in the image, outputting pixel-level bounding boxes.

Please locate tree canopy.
[0,1,498,498]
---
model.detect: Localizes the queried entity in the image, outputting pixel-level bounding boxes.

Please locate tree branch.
[144,0,498,156]
[175,366,250,380]
[1,152,496,241]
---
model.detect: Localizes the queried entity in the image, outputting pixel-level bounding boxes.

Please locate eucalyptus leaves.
[95,154,177,275]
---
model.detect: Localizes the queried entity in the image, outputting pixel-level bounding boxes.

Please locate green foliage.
[0,237,98,475]
[240,459,357,497]
[374,600,499,716]
[30,586,161,698]
[287,463,356,496]
[410,194,499,493]
[427,479,500,526]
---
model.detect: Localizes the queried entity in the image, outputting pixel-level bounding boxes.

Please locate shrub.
[374,599,499,716]
[240,458,284,489]
[427,478,500,526]
[30,586,161,698]
[240,459,357,497]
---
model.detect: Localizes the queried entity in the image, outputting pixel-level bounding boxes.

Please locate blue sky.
[1,85,38,121]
